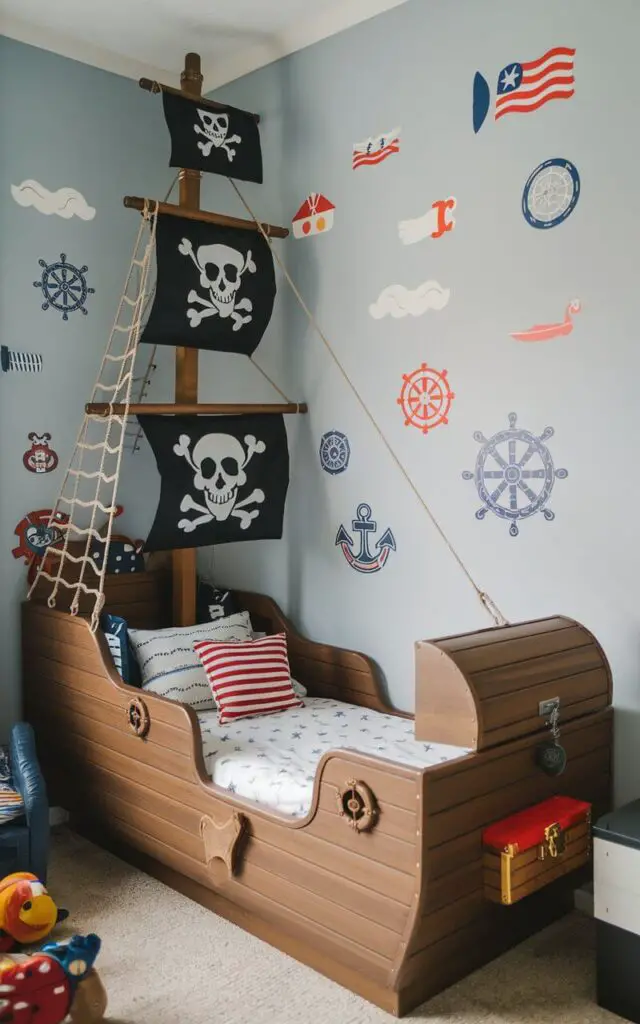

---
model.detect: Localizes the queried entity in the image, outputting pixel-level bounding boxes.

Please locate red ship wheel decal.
[397,363,455,434]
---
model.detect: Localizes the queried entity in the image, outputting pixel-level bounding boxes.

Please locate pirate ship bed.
[20,54,613,1016]
[23,576,613,1016]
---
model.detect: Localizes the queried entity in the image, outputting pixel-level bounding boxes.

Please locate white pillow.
[129,611,253,711]
[252,630,307,697]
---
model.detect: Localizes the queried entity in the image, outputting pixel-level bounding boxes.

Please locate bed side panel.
[22,603,420,995]
[396,708,612,1012]
[237,591,399,713]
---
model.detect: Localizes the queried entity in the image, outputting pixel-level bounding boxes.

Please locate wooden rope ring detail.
[126,697,150,738]
[336,779,378,833]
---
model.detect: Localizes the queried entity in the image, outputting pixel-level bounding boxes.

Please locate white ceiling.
[0,0,408,90]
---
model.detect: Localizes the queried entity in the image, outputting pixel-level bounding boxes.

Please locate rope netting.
[27,202,158,630]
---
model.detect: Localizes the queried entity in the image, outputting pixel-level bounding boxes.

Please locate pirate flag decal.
[138,413,290,552]
[162,91,263,184]
[139,213,276,355]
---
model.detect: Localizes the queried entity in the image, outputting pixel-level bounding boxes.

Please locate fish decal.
[510,300,581,342]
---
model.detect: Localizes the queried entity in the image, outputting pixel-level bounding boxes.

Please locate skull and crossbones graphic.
[178,238,256,331]
[174,432,266,532]
[194,109,241,161]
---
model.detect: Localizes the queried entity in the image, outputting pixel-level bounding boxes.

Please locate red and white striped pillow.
[193,632,303,724]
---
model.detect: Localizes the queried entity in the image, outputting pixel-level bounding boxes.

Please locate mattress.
[198,697,468,817]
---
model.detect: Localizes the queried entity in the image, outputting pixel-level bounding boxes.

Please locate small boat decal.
[510,300,581,342]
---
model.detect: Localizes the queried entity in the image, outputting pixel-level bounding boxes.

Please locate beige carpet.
[47,826,621,1023]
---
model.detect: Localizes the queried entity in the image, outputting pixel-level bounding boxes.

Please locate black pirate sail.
[139,212,276,355]
[25,52,305,640]
[138,413,290,552]
[162,90,263,183]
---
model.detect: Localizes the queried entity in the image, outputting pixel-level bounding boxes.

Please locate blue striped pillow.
[101,613,141,687]
[128,612,254,711]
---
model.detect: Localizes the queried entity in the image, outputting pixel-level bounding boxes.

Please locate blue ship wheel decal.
[522,159,580,229]
[335,503,396,572]
[462,412,568,537]
[34,252,95,319]
[319,430,351,474]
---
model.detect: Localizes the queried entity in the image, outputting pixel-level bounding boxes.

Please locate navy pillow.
[196,582,238,624]
[101,613,141,687]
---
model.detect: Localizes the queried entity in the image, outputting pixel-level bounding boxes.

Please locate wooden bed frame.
[22,572,613,1016]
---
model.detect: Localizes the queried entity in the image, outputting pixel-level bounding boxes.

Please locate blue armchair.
[0,723,50,882]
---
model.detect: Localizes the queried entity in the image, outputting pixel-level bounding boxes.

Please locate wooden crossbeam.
[138,77,260,122]
[86,402,307,416]
[123,196,288,238]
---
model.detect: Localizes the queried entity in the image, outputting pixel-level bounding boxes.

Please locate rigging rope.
[123,174,181,454]
[227,179,508,628]
[249,355,292,403]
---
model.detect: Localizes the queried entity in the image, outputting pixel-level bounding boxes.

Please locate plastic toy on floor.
[0,932,106,1023]
[0,873,68,952]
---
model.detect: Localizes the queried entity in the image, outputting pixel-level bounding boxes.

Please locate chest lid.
[483,795,591,854]
[415,615,612,751]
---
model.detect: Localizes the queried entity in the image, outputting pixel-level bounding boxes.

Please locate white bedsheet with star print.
[197,697,468,818]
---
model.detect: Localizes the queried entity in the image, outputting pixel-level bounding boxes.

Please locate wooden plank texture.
[416,615,612,750]
[21,598,613,1018]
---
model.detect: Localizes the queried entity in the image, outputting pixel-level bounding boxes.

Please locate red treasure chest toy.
[483,796,592,905]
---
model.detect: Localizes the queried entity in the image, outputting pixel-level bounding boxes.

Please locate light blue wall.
[200,0,640,804]
[0,37,171,730]
[3,0,639,805]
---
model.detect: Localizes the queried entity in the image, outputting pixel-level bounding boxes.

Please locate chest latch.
[538,821,566,860]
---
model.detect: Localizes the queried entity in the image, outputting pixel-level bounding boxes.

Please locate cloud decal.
[10,180,96,220]
[369,281,450,319]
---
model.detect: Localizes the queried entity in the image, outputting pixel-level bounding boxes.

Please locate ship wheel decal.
[34,253,95,319]
[397,363,455,433]
[319,430,351,475]
[462,412,568,536]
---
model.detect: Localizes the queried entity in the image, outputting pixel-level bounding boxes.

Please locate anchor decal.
[335,503,396,573]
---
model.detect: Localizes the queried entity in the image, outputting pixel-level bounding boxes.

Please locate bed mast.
[135,53,300,625]
[173,52,202,627]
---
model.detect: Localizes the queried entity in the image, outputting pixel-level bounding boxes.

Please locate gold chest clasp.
[538,821,565,860]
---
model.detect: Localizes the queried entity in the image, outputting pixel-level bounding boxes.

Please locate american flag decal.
[495,46,575,121]
[352,127,401,170]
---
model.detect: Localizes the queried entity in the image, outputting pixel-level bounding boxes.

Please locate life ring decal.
[337,779,378,833]
[126,698,150,739]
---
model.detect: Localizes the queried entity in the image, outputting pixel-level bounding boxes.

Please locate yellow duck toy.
[0,872,68,951]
